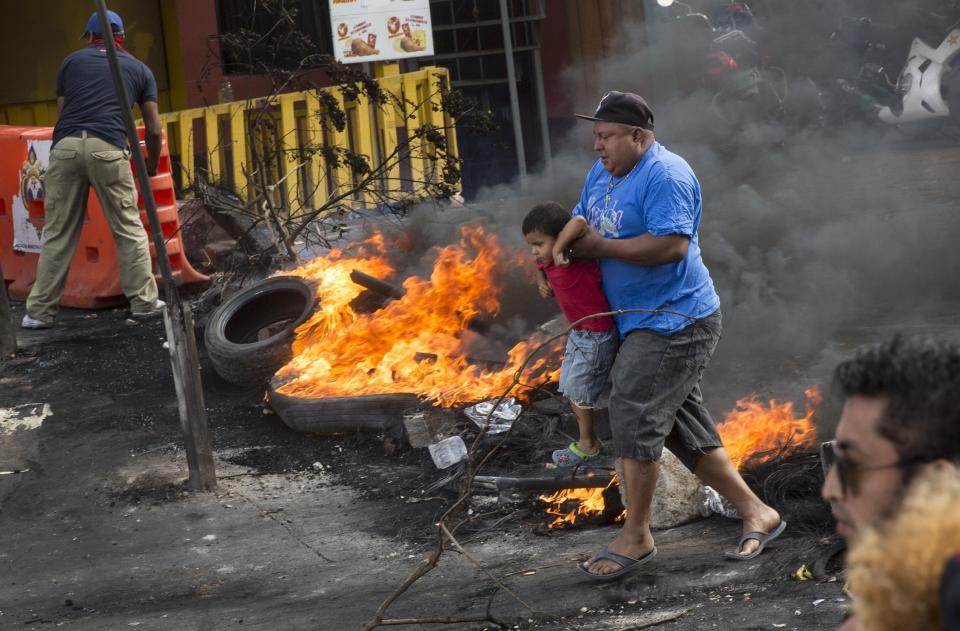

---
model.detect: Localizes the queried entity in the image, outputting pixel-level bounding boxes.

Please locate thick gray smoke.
[396,1,960,414]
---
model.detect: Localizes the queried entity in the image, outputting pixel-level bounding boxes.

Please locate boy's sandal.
[552,442,602,467]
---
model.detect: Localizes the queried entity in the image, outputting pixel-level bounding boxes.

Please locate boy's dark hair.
[832,335,960,466]
[522,202,571,238]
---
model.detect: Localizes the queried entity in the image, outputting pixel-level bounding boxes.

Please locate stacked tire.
[204,276,317,385]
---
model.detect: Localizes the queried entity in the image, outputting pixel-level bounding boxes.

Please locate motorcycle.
[878,29,960,124]
[828,14,960,128]
[657,0,822,131]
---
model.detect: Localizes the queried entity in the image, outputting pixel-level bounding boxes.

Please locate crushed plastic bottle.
[703,485,740,519]
[464,397,522,434]
[428,435,468,469]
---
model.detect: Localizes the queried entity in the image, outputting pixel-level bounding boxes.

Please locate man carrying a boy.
[567,91,783,579]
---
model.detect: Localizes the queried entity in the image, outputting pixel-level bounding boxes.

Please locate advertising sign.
[329,0,434,64]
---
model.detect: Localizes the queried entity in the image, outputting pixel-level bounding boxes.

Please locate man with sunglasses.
[821,335,960,630]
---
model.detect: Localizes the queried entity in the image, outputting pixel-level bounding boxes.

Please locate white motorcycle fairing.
[879,29,960,123]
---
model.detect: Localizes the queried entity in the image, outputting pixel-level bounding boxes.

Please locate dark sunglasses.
[820,440,921,497]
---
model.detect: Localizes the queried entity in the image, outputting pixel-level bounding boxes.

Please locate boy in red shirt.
[523,202,618,466]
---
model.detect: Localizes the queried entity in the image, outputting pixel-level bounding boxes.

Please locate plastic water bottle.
[428,436,468,469]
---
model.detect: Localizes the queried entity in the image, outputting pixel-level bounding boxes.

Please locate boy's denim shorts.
[559,328,619,408]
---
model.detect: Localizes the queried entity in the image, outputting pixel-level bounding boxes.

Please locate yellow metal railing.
[158,65,459,213]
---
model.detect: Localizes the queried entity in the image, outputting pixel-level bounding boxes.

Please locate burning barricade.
[204,223,824,532]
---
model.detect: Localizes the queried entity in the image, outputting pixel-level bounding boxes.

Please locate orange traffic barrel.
[0,125,208,308]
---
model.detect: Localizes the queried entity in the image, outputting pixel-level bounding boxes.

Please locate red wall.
[170,0,330,108]
[540,3,573,119]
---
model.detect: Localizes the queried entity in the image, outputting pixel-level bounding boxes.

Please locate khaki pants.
[26,132,158,321]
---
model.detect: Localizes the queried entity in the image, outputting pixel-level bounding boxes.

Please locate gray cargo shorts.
[608,309,723,471]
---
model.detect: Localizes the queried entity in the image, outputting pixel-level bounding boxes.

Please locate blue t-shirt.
[53,45,158,149]
[573,141,720,336]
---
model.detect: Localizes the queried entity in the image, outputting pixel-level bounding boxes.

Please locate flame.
[273,225,561,406]
[540,387,821,527]
[539,473,625,529]
[718,387,822,469]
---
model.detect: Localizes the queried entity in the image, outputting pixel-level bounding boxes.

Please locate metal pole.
[531,9,552,174]
[94,0,217,491]
[498,0,528,189]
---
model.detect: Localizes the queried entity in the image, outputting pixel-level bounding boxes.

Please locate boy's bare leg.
[583,458,658,575]
[571,403,601,455]
[692,447,781,557]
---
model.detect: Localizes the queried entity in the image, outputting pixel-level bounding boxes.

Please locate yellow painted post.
[228,104,247,195]
[177,111,195,190]
[329,88,354,202]
[420,69,448,187]
[402,71,426,196]
[303,91,329,209]
[204,108,222,184]
[439,70,460,167]
[278,93,301,215]
[373,63,402,198]
[352,90,377,207]
[428,68,459,192]
[375,76,401,197]
[373,62,400,79]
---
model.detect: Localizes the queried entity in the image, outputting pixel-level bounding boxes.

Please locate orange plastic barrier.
[0,125,208,308]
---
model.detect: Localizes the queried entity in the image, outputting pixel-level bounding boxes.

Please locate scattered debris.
[703,485,741,519]
[464,397,522,434]
[428,435,468,469]
[793,564,814,581]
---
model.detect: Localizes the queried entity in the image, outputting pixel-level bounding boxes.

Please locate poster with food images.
[329,0,434,64]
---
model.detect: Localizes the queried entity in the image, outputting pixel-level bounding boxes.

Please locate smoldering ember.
[3,2,960,630]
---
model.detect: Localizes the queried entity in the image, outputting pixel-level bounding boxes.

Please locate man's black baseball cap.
[575,91,655,130]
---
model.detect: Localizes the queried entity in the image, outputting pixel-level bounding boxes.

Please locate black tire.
[267,388,419,434]
[204,276,317,385]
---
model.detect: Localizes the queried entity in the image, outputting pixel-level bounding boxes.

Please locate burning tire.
[268,388,419,434]
[204,276,318,385]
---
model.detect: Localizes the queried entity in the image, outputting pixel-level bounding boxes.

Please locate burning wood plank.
[350,269,406,299]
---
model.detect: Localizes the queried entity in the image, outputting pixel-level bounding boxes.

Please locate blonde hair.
[847,466,960,631]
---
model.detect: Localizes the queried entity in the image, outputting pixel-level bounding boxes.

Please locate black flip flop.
[725,520,788,561]
[577,546,658,581]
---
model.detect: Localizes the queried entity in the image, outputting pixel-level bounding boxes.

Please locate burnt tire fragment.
[268,388,419,434]
[204,276,317,385]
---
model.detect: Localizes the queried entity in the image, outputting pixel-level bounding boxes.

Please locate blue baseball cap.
[81,10,124,38]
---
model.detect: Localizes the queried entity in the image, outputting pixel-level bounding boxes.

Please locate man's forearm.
[144,130,161,175]
[592,233,689,266]
[140,101,163,175]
